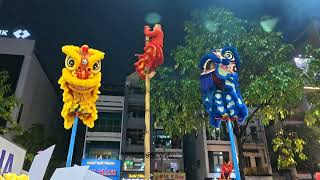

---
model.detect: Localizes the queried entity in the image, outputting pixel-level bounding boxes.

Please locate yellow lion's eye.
[92,61,101,73]
[65,56,75,70]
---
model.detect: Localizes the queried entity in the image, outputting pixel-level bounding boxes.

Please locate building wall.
[184,116,272,180]
[0,38,61,133]
[0,38,62,132]
[83,95,125,160]
[123,72,184,174]
[0,37,67,166]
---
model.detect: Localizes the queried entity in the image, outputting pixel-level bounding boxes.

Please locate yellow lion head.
[58,45,105,129]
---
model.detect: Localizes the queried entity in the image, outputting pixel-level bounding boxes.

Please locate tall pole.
[144,34,151,180]
[144,72,152,180]
[227,119,241,180]
[66,111,79,167]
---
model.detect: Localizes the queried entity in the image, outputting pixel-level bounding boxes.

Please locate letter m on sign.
[0,150,14,176]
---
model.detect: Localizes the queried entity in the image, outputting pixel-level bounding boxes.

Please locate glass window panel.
[208,151,230,173]
[89,112,122,132]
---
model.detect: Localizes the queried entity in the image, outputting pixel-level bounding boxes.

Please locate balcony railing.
[88,125,121,133]
[242,133,265,144]
[206,128,229,141]
[244,167,271,176]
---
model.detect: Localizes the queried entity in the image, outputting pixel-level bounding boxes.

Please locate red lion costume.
[220,161,233,180]
[134,24,164,79]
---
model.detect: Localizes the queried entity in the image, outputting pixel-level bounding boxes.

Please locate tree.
[302,45,320,127]
[13,124,64,180]
[150,7,320,178]
[0,70,19,134]
[294,126,320,179]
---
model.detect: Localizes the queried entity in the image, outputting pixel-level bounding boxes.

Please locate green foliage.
[302,45,320,127]
[0,70,19,134]
[293,126,320,173]
[150,7,319,168]
[13,124,55,170]
[13,124,64,179]
[272,129,307,169]
[151,7,306,134]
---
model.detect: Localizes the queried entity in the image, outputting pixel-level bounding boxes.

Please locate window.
[128,105,144,119]
[126,129,144,145]
[206,125,229,141]
[208,151,229,173]
[130,87,145,95]
[86,141,120,160]
[155,129,182,149]
[250,126,258,142]
[244,156,251,167]
[89,112,122,132]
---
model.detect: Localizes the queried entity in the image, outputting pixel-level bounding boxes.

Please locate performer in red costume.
[220,161,233,180]
[134,24,164,79]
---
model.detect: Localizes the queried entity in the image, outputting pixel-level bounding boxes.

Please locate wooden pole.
[144,73,151,180]
[144,71,155,180]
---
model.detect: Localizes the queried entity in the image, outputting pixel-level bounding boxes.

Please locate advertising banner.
[0,136,26,175]
[81,159,121,180]
[153,172,186,180]
[121,172,144,180]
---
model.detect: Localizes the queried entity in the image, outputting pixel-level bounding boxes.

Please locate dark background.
[0,0,319,90]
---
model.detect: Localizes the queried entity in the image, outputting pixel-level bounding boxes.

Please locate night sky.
[0,0,319,91]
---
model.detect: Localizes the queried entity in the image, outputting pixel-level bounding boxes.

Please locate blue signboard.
[81,159,121,180]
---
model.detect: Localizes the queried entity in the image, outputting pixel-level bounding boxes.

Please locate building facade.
[0,38,62,135]
[241,117,273,179]
[184,116,272,180]
[83,95,124,160]
[122,72,184,178]
[0,37,68,174]
[0,37,66,151]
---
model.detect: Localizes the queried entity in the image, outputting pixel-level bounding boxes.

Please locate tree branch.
[239,94,275,137]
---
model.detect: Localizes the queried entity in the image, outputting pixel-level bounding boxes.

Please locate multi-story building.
[121,72,146,175]
[0,37,62,136]
[241,117,273,179]
[121,72,184,179]
[80,91,124,180]
[184,115,272,180]
[0,37,66,153]
[82,95,125,161]
[0,37,67,175]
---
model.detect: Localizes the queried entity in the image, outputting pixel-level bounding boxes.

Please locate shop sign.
[153,172,185,180]
[121,172,145,180]
[81,159,120,180]
[0,29,31,39]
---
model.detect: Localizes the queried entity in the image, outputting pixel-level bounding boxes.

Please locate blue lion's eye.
[224,51,234,60]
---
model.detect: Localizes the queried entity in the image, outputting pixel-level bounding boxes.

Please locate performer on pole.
[134,24,164,80]
[220,161,233,180]
[134,24,164,180]
[58,45,105,167]
[199,45,248,180]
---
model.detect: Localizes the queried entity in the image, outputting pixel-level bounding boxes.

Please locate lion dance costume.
[0,173,29,180]
[199,45,248,127]
[220,161,233,180]
[134,24,164,79]
[58,45,105,129]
